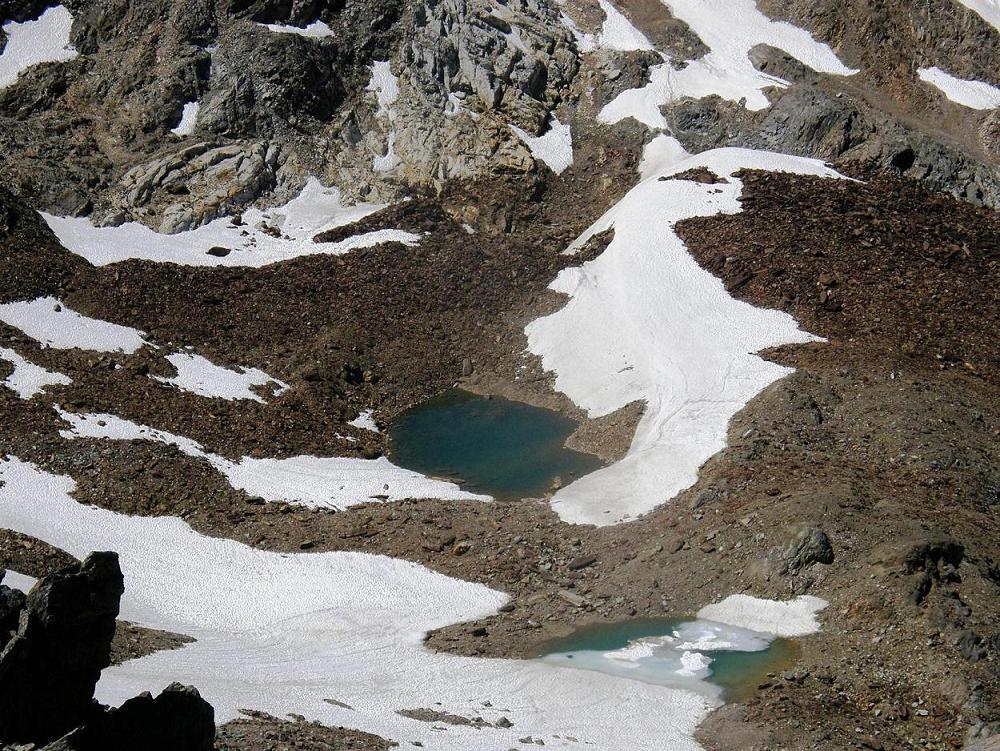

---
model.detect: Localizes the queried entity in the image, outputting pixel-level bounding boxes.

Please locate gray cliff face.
[1,0,999,228]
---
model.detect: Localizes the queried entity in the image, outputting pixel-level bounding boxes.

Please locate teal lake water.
[388,389,603,500]
[534,617,798,701]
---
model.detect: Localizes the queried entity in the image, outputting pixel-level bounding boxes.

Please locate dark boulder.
[44,683,215,751]
[781,527,835,574]
[0,552,123,746]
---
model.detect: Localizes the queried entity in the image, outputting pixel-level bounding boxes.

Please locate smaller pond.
[534,617,799,702]
[388,389,604,500]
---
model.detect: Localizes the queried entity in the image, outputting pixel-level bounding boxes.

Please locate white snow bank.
[918,66,1000,110]
[43,178,420,267]
[525,142,841,525]
[1,347,71,399]
[170,101,199,136]
[0,297,148,353]
[596,0,654,51]
[57,409,489,508]
[955,0,1000,32]
[600,0,857,127]
[2,569,37,594]
[348,408,379,433]
[261,20,334,38]
[510,115,574,174]
[559,11,597,53]
[698,594,828,637]
[0,6,77,90]
[154,352,288,403]
[368,60,401,173]
[0,455,715,750]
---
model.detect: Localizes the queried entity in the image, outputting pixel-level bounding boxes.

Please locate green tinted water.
[388,389,603,500]
[534,617,799,701]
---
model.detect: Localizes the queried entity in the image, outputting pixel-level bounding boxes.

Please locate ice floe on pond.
[260,20,334,38]
[0,455,718,750]
[525,141,841,525]
[918,66,1000,110]
[348,408,379,433]
[154,352,288,403]
[0,6,77,90]
[599,0,857,126]
[170,101,200,136]
[57,409,488,508]
[698,594,828,637]
[541,618,779,695]
[0,297,148,353]
[43,178,420,267]
[510,115,574,175]
[0,347,71,399]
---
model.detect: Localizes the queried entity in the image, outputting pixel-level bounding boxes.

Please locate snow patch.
[1,569,36,594]
[599,0,857,127]
[261,20,334,38]
[57,409,488,509]
[510,115,574,174]
[348,409,379,433]
[153,352,288,403]
[698,594,828,638]
[559,12,597,53]
[170,101,200,136]
[368,61,401,173]
[0,455,715,750]
[525,144,841,525]
[954,0,1000,32]
[0,347,71,399]
[0,6,77,90]
[0,297,148,353]
[43,178,421,268]
[596,0,654,51]
[918,66,1000,110]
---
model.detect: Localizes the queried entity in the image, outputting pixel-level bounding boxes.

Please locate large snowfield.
[526,139,841,526]
[0,5,77,90]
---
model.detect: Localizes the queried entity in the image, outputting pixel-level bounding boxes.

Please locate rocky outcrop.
[0,552,123,745]
[43,683,215,751]
[0,553,214,751]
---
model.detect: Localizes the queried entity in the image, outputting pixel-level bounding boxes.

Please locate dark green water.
[388,389,604,500]
[534,617,799,701]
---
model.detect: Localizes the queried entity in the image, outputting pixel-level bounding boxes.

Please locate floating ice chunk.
[261,20,334,37]
[153,352,288,403]
[510,115,574,175]
[677,651,713,678]
[954,0,1000,32]
[599,0,857,126]
[348,409,379,433]
[1,569,36,594]
[918,66,1000,110]
[43,178,421,268]
[698,594,828,637]
[57,409,489,508]
[0,6,77,90]
[170,101,200,136]
[0,297,148,353]
[672,620,772,652]
[0,455,715,750]
[525,148,843,525]
[0,347,72,399]
[597,0,654,51]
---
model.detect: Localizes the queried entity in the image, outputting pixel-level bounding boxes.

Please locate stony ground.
[3,161,999,749]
